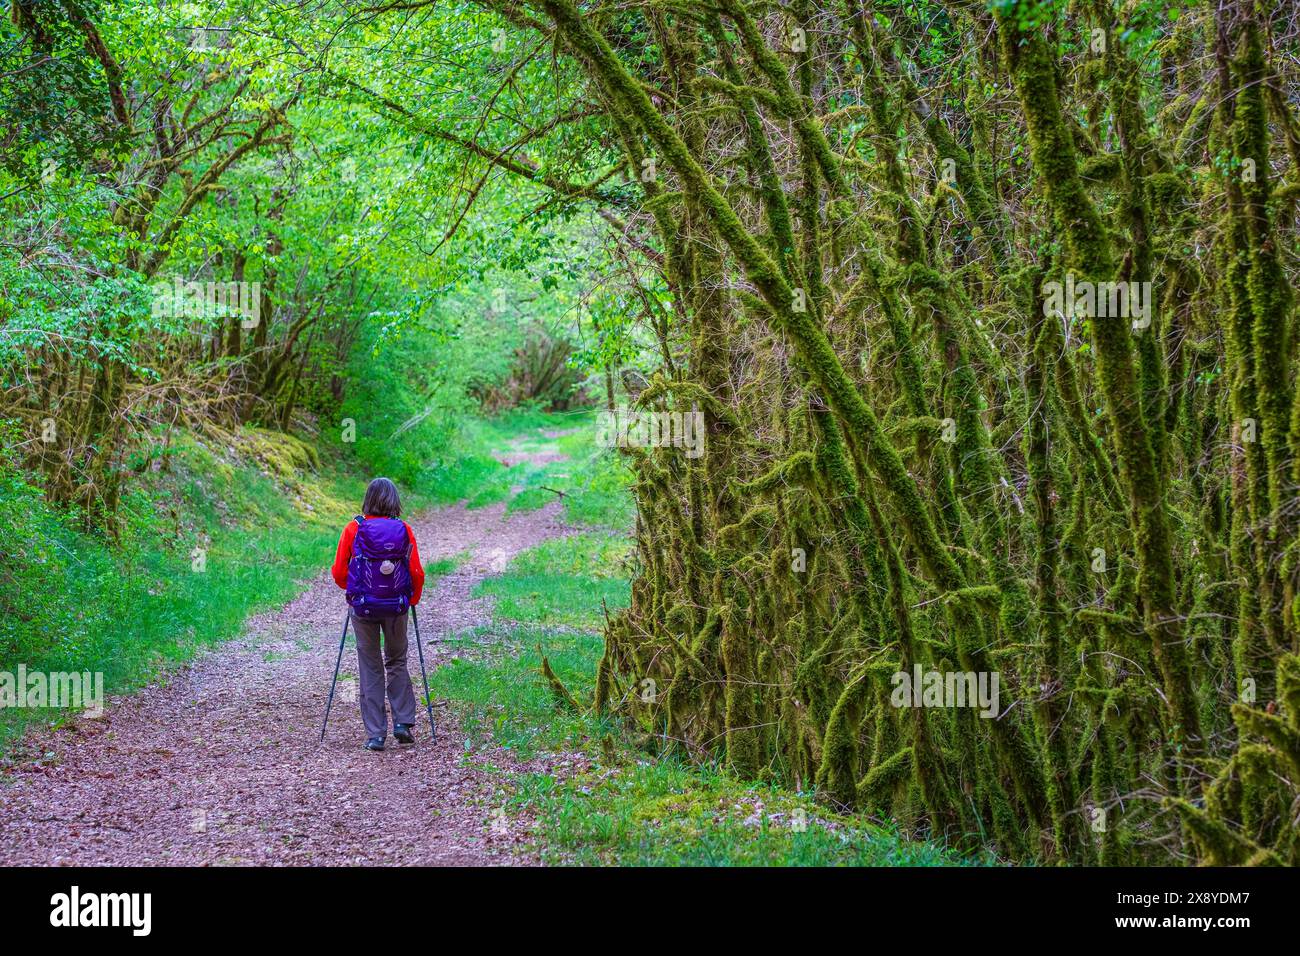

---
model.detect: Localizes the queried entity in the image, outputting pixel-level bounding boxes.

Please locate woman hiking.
[330,477,426,751]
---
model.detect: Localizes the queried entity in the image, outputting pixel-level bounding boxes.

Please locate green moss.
[998,7,1200,756]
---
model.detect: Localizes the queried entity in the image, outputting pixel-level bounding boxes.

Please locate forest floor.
[0,434,576,866]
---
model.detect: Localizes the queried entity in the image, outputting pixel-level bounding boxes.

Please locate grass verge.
[0,428,368,747]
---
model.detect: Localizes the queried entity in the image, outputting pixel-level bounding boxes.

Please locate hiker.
[330,477,426,751]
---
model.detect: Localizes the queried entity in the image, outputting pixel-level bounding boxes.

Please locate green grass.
[510,758,976,866]
[504,532,631,580]
[472,531,631,630]
[505,486,553,513]
[551,425,635,529]
[430,626,603,756]
[370,403,636,532]
[473,573,629,632]
[0,429,367,747]
[424,553,467,578]
[434,530,628,752]
[429,453,516,509]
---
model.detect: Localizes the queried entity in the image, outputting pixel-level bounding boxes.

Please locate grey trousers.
[351,611,418,738]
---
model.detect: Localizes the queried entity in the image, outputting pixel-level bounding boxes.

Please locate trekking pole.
[411,606,436,743]
[319,610,350,743]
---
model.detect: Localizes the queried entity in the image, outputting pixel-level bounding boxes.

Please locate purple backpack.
[345,515,413,617]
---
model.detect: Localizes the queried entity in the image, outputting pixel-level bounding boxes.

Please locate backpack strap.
[354,514,365,524]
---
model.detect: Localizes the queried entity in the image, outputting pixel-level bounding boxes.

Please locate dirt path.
[0,445,574,866]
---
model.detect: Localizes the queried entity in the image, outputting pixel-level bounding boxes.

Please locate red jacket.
[331,515,425,606]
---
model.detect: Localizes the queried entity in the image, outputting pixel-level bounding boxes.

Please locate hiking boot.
[365,736,385,751]
[393,724,415,745]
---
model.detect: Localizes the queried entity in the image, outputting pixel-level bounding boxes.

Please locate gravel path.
[0,462,575,866]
